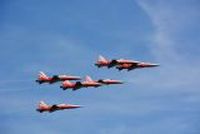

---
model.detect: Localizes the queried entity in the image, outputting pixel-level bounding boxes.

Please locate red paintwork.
[95,55,111,67]
[36,101,81,113]
[58,75,81,80]
[117,62,159,70]
[116,59,140,64]
[36,72,81,84]
[81,76,102,87]
[117,64,133,68]
[95,61,111,67]
[95,55,138,68]
[61,76,102,90]
[61,80,77,89]
[95,55,159,70]
[81,81,102,87]
[38,75,52,81]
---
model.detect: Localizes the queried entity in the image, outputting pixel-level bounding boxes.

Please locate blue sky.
[0,0,200,134]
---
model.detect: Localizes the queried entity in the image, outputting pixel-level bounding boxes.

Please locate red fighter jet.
[35,71,81,84]
[36,101,82,113]
[97,79,123,85]
[95,55,159,71]
[60,75,102,91]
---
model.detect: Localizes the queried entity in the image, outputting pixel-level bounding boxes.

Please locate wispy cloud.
[136,0,200,61]
[132,0,200,93]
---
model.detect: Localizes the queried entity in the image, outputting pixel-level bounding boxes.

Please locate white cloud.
[136,0,200,61]
[132,0,200,93]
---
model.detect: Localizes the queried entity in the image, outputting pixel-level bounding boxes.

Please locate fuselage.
[37,104,81,113]
[97,79,123,85]
[116,62,159,70]
[36,75,81,84]
[81,81,102,87]
[60,82,77,89]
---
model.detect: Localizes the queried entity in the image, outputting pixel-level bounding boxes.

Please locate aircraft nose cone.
[153,64,160,67]
[76,105,83,108]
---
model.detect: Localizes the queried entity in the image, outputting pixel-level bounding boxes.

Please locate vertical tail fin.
[38,100,48,107]
[98,55,109,62]
[39,71,48,79]
[85,75,93,82]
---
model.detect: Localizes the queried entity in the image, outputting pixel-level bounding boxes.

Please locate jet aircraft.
[36,71,81,84]
[95,55,159,70]
[36,101,82,113]
[60,76,102,90]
